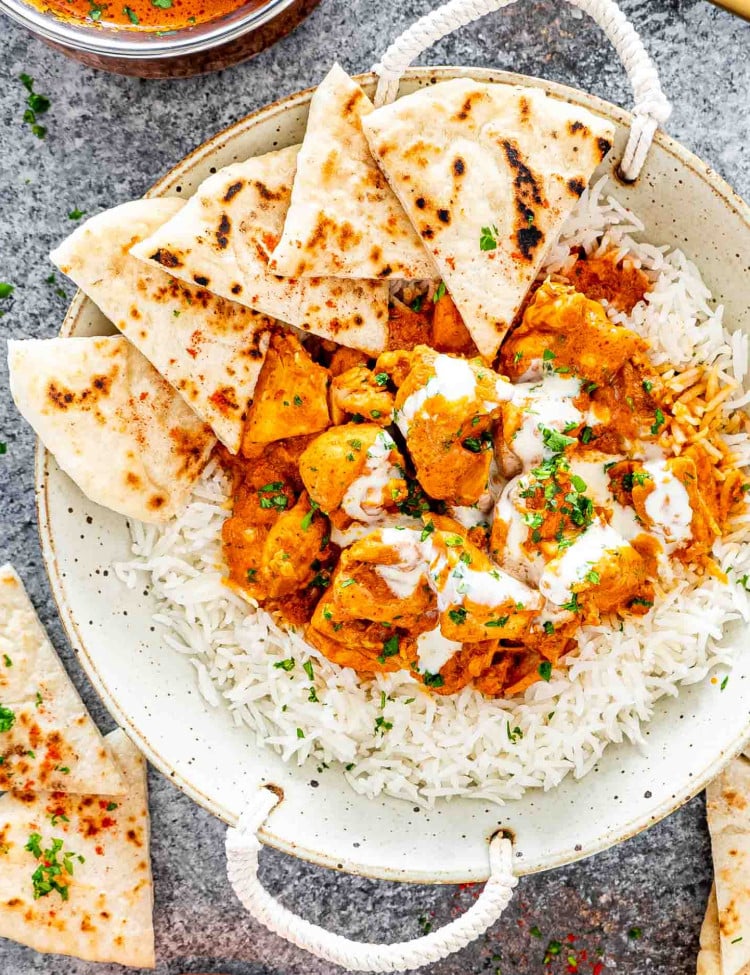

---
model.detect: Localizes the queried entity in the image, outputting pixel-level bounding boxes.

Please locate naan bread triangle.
[0,728,154,968]
[130,147,390,355]
[8,335,215,523]
[0,565,125,796]
[270,64,437,280]
[707,755,750,975]
[362,79,616,359]
[51,198,273,454]
[698,883,723,975]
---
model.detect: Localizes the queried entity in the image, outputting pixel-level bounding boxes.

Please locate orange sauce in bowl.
[42,0,259,30]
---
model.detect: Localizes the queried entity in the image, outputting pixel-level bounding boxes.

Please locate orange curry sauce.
[41,0,258,31]
[219,252,747,700]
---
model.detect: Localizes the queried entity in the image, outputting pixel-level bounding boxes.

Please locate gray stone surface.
[0,0,748,972]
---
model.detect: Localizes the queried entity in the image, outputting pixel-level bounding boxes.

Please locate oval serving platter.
[37,67,750,884]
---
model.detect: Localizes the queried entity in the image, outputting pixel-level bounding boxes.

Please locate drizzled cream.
[397,354,511,436]
[539,520,629,606]
[508,374,584,470]
[642,460,693,545]
[341,431,402,523]
[416,628,463,675]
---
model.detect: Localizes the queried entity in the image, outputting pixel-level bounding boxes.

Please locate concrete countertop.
[0,1,748,972]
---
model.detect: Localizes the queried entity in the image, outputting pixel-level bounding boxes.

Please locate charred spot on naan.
[500,138,547,261]
[305,214,363,256]
[216,214,231,249]
[251,179,288,204]
[453,89,491,121]
[45,369,117,413]
[223,179,245,202]
[148,247,183,269]
[208,386,241,417]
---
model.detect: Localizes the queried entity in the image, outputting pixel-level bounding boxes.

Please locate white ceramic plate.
[37,68,750,884]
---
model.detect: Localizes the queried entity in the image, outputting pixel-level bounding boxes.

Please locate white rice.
[114,178,750,807]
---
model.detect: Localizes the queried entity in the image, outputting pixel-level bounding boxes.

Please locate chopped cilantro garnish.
[506,722,523,743]
[642,379,653,393]
[67,208,86,220]
[123,4,139,21]
[542,349,556,361]
[0,706,15,733]
[422,672,444,688]
[293,394,303,406]
[0,283,14,299]
[410,295,424,312]
[579,425,594,445]
[274,659,295,672]
[433,281,447,302]
[630,596,653,608]
[444,535,463,548]
[374,715,393,734]
[374,373,389,387]
[542,621,555,635]
[377,635,400,665]
[485,616,508,628]
[420,521,434,542]
[586,569,601,585]
[650,408,666,435]
[106,801,118,811]
[25,834,83,901]
[300,501,319,531]
[561,593,581,613]
[538,661,552,681]
[2,655,11,668]
[479,225,499,251]
[540,425,576,454]
[340,578,356,589]
[721,675,729,691]
[302,660,314,681]
[19,74,50,138]
[296,728,304,739]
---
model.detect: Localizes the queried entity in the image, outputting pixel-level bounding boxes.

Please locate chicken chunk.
[299,423,407,520]
[431,293,478,356]
[499,280,649,386]
[387,346,512,506]
[329,529,435,627]
[330,366,395,427]
[243,332,330,447]
[260,493,330,598]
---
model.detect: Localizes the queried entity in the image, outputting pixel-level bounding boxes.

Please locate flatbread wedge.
[698,884,722,975]
[362,79,615,359]
[706,755,750,975]
[130,147,390,355]
[270,64,437,280]
[0,728,154,968]
[51,198,273,454]
[8,335,215,523]
[0,565,125,796]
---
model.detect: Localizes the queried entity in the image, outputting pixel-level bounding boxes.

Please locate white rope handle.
[226,787,518,972]
[371,0,671,181]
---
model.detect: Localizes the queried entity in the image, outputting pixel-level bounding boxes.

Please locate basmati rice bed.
[114,178,750,808]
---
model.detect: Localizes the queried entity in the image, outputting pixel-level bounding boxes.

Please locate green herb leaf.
[506,722,523,743]
[420,521,435,543]
[340,578,356,589]
[586,569,600,585]
[0,283,14,299]
[422,672,445,688]
[376,635,400,665]
[433,281,446,302]
[651,408,666,435]
[300,501,319,531]
[0,706,16,733]
[485,616,508,628]
[106,801,118,811]
[720,675,729,691]
[274,659,295,672]
[302,660,314,681]
[479,225,499,251]
[374,373,389,387]
[628,927,643,940]
[123,4,139,21]
[151,0,172,7]
[540,425,576,454]
[67,208,86,220]
[538,661,552,682]
[2,655,11,668]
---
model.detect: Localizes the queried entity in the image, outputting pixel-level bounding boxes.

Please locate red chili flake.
[101,816,115,828]
[567,934,577,943]
[95,845,104,855]
[592,963,604,975]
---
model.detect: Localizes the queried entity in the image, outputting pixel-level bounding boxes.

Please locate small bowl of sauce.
[0,0,321,77]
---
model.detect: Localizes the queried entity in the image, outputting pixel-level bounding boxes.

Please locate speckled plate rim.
[36,67,750,883]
